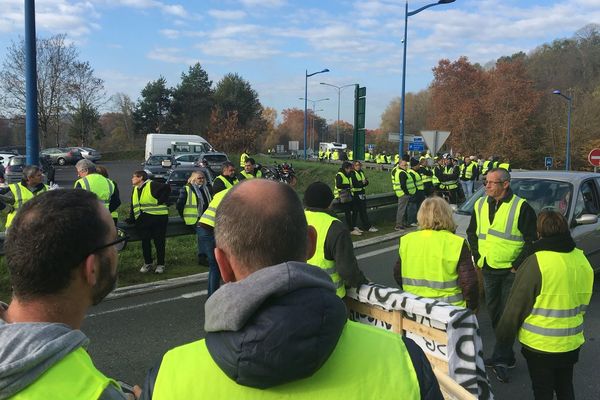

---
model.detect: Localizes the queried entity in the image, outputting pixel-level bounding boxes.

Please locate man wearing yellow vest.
[74,160,120,224]
[406,159,424,227]
[142,179,442,400]
[350,160,378,233]
[239,149,249,168]
[238,158,263,180]
[0,166,49,229]
[459,156,478,198]
[0,189,139,399]
[334,162,361,236]
[393,159,414,231]
[496,210,593,399]
[304,181,368,298]
[212,161,238,194]
[127,170,170,274]
[435,154,460,204]
[95,165,122,225]
[467,168,537,383]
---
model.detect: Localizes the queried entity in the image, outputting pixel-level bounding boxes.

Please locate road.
[83,236,600,399]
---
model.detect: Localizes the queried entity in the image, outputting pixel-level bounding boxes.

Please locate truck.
[319,142,347,153]
[145,134,214,160]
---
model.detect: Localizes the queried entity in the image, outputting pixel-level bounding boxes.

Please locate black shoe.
[485,357,516,369]
[492,365,509,383]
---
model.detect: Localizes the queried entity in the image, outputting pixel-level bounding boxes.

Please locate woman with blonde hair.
[393,196,478,310]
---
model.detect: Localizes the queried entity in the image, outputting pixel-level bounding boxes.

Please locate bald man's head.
[215,180,308,274]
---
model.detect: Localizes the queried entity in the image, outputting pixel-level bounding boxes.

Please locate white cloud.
[196,38,280,60]
[207,9,247,20]
[146,47,200,65]
[239,0,286,7]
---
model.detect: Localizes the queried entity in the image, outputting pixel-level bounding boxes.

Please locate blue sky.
[1,0,600,129]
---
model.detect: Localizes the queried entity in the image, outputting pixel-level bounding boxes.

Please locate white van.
[145,134,214,160]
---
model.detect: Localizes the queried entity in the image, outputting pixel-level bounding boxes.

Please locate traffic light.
[354,86,366,160]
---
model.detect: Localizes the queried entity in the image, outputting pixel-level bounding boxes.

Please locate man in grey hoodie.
[141,179,442,400]
[0,189,139,399]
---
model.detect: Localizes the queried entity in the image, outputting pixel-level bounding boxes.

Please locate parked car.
[71,147,101,162]
[4,155,53,184]
[174,153,203,167]
[193,152,230,171]
[454,171,600,272]
[0,153,16,167]
[142,154,179,182]
[165,167,216,203]
[40,147,83,165]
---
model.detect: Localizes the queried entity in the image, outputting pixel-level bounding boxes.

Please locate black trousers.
[352,195,371,230]
[136,213,168,265]
[338,201,353,230]
[522,347,579,400]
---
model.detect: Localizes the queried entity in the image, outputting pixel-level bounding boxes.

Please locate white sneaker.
[410,223,418,227]
[155,265,165,274]
[350,228,363,236]
[140,264,153,273]
[368,227,379,233]
[353,227,364,233]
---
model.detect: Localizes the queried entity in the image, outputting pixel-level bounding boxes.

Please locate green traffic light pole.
[399,0,455,159]
[304,69,329,159]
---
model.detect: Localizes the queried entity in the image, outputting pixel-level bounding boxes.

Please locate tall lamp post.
[399,0,455,158]
[299,98,329,154]
[553,89,573,171]
[304,68,329,159]
[319,82,356,143]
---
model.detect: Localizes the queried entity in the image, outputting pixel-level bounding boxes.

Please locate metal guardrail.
[0,192,398,255]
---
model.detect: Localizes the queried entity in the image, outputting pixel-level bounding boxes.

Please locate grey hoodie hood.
[0,315,88,399]
[204,261,347,389]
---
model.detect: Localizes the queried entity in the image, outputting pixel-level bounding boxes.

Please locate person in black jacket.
[334,161,360,235]
[350,160,377,233]
[212,161,238,194]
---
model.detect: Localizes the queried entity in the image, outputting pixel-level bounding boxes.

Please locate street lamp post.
[399,0,455,158]
[320,82,356,143]
[553,89,573,171]
[299,97,329,155]
[304,68,330,159]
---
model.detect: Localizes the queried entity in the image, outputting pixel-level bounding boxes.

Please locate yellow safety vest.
[131,181,168,219]
[351,170,366,194]
[432,166,441,186]
[420,167,432,184]
[240,170,262,179]
[305,210,345,298]
[6,182,49,228]
[498,162,510,171]
[333,172,351,199]
[460,163,477,180]
[407,169,424,191]
[214,175,238,190]
[400,230,466,307]
[199,188,230,228]
[481,160,492,176]
[332,151,340,161]
[439,166,458,190]
[240,152,249,167]
[364,153,371,161]
[348,150,353,161]
[183,185,199,225]
[153,321,420,400]
[392,168,414,197]
[12,347,120,400]
[474,195,525,269]
[518,249,593,353]
[394,154,400,164]
[75,173,115,210]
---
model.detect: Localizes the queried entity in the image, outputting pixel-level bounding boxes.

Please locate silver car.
[454,171,600,271]
[73,147,101,162]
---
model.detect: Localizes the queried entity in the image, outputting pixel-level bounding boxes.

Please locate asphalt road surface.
[83,236,600,399]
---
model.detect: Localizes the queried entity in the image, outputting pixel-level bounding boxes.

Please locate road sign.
[388,133,416,142]
[544,156,553,168]
[408,142,425,152]
[420,131,450,155]
[367,144,375,151]
[588,148,600,167]
[412,136,423,143]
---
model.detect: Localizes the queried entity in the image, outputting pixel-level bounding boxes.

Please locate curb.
[107,231,403,301]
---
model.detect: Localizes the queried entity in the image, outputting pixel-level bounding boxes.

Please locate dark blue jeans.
[197,226,221,297]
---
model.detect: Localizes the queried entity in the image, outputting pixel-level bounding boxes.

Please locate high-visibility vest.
[240,152,249,167]
[332,151,340,161]
[498,162,510,171]
[152,321,420,400]
[131,181,168,219]
[439,166,458,190]
[518,249,593,353]
[351,170,366,194]
[364,153,371,161]
[386,155,391,164]
[305,210,345,298]
[12,347,119,400]
[400,230,466,307]
[183,185,199,225]
[240,170,262,179]
[348,150,353,161]
[325,150,331,159]
[319,150,324,159]
[333,172,351,199]
[199,188,230,228]
[407,169,424,191]
[432,166,441,186]
[6,182,49,228]
[460,163,477,180]
[481,160,492,176]
[214,175,238,190]
[474,195,525,269]
[419,167,432,184]
[394,154,400,164]
[392,168,414,197]
[75,173,115,210]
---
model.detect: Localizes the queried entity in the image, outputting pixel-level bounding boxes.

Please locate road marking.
[87,290,208,318]
[357,244,398,260]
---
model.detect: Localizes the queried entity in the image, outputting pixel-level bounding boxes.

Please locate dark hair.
[341,161,352,170]
[133,170,148,180]
[245,158,255,165]
[221,161,235,172]
[5,190,112,300]
[304,181,334,209]
[215,181,307,272]
[95,165,109,178]
[537,210,569,238]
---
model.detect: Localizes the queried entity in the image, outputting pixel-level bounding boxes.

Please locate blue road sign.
[408,142,425,151]
[413,136,423,143]
[545,156,553,168]
[368,144,375,150]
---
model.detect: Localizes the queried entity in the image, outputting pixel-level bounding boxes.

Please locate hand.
[510,268,516,273]
[133,385,142,399]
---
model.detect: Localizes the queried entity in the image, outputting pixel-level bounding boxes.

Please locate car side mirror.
[575,214,598,226]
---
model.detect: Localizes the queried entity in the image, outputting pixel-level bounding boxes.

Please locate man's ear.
[306,225,317,261]
[82,254,97,286]
[215,247,235,283]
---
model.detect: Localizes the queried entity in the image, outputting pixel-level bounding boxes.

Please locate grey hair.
[488,168,510,182]
[22,165,41,179]
[75,159,96,173]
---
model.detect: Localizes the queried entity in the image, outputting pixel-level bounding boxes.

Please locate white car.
[72,147,101,162]
[174,153,202,167]
[454,171,600,271]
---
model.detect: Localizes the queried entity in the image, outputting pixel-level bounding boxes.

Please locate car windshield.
[10,157,26,166]
[146,156,172,166]
[457,179,573,217]
[203,154,228,163]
